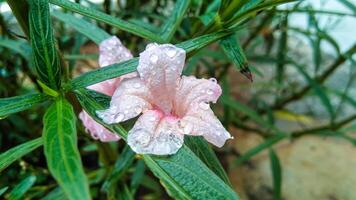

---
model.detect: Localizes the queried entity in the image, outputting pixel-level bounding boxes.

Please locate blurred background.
[0,0,356,199]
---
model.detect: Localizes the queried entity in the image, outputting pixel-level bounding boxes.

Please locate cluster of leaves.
[0,0,355,199]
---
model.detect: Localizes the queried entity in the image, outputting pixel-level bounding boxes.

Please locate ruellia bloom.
[97,43,232,155]
[79,36,135,142]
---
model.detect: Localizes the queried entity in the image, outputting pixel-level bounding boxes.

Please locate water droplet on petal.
[134,129,151,146]
[133,82,141,88]
[207,89,214,95]
[199,102,210,110]
[134,106,142,114]
[149,116,156,121]
[114,112,124,122]
[166,49,177,58]
[146,43,156,50]
[124,110,129,114]
[150,54,158,63]
[209,78,217,83]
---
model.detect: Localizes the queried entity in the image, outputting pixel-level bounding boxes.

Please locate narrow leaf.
[49,0,161,42]
[8,175,36,200]
[43,97,90,200]
[0,138,42,172]
[185,136,231,185]
[160,0,191,42]
[0,93,48,117]
[41,187,67,200]
[102,145,135,192]
[0,186,8,196]
[220,34,253,81]
[290,61,335,119]
[68,31,231,90]
[269,149,282,200]
[221,96,273,130]
[130,160,145,195]
[75,89,239,200]
[29,0,62,90]
[0,37,31,59]
[52,11,110,44]
[67,58,138,90]
[143,146,238,200]
[233,134,286,167]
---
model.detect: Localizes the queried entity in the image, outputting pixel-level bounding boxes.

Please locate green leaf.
[6,0,30,37]
[37,80,60,97]
[102,145,135,192]
[0,186,8,197]
[75,89,239,200]
[177,31,231,55]
[220,96,274,130]
[43,97,90,200]
[67,58,138,90]
[185,136,231,185]
[68,31,231,90]
[0,93,48,118]
[41,187,67,200]
[0,137,42,173]
[160,0,191,42]
[276,14,288,84]
[51,11,110,44]
[269,149,282,200]
[49,0,161,42]
[29,0,62,90]
[225,0,297,28]
[8,175,36,200]
[130,160,145,195]
[233,134,286,167]
[0,37,31,59]
[290,61,335,119]
[143,146,238,200]
[337,0,356,15]
[219,34,253,81]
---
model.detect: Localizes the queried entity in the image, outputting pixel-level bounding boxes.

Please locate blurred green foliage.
[0,0,355,199]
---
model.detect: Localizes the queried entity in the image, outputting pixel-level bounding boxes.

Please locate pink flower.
[79,36,136,142]
[97,43,232,154]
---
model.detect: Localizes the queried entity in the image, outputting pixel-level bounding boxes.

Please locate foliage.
[0,0,355,199]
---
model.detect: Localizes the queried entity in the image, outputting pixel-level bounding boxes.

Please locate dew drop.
[207,89,214,95]
[124,52,131,57]
[150,54,159,64]
[166,49,177,58]
[209,78,217,83]
[146,43,156,50]
[114,112,124,122]
[199,102,210,110]
[149,116,156,121]
[124,110,129,114]
[133,82,141,88]
[133,129,151,146]
[134,106,142,114]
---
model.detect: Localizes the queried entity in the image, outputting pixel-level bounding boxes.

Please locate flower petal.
[137,43,185,114]
[180,109,231,147]
[79,111,120,142]
[174,76,222,117]
[96,77,152,124]
[87,36,136,96]
[99,36,133,67]
[127,110,184,155]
